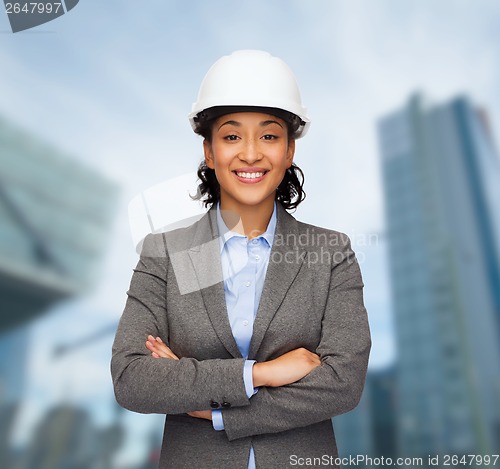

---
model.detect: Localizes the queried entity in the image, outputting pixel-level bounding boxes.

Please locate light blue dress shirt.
[211,201,277,469]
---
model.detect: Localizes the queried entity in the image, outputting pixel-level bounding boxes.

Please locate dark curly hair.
[190,109,306,211]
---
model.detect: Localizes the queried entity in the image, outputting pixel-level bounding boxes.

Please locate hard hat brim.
[190,105,309,139]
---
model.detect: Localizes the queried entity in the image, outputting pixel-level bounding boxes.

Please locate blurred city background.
[1,2,499,468]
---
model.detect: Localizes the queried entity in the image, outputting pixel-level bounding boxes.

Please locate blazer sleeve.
[220,235,372,441]
[110,233,251,415]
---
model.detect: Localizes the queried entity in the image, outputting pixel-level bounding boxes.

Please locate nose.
[238,138,262,164]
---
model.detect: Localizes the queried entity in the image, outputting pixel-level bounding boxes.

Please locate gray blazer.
[111,202,371,469]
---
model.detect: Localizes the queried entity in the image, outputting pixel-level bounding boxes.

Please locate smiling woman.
[201,111,296,219]
[193,108,306,213]
[111,50,371,469]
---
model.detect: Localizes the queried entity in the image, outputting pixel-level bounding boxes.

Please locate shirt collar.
[216,201,277,254]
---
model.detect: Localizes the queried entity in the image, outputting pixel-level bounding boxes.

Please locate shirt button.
[252,239,259,245]
[255,255,260,261]
[243,320,249,326]
[245,281,251,287]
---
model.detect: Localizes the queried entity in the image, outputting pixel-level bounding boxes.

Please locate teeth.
[236,171,265,179]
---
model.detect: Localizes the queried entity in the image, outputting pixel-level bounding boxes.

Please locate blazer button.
[209,400,220,409]
[221,401,231,408]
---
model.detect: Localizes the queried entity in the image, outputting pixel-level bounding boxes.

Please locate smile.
[232,170,268,183]
[235,171,266,179]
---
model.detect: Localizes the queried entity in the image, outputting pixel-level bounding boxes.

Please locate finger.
[167,348,180,360]
[146,336,180,359]
[148,335,167,349]
[148,335,160,347]
[146,340,179,360]
[146,340,158,350]
[146,337,168,352]
[148,336,172,353]
[145,340,167,356]
[145,341,158,356]
[164,349,180,360]
[154,339,180,360]
[152,352,160,358]
[146,341,170,358]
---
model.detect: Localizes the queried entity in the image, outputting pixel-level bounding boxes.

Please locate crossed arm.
[145,335,322,421]
[112,233,322,417]
[112,232,371,440]
[144,257,371,441]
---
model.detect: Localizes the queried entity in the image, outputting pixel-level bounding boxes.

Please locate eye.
[223,134,240,141]
[262,134,278,141]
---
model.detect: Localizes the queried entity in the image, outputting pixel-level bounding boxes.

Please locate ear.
[203,139,215,169]
[286,139,296,168]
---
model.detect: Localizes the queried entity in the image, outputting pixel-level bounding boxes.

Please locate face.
[203,112,295,212]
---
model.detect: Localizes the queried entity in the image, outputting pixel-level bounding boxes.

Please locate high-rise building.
[333,382,373,467]
[0,115,119,467]
[368,367,397,459]
[333,367,397,466]
[377,94,500,459]
[23,404,98,469]
[0,114,119,333]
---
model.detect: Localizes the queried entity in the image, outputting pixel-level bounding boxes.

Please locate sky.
[1,0,500,464]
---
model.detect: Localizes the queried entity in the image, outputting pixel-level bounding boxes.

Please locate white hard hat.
[189,50,310,138]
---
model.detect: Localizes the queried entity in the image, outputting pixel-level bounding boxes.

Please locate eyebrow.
[261,120,283,128]
[217,119,284,131]
[218,120,241,131]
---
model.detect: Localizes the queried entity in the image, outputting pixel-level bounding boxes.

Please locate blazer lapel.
[186,203,306,361]
[248,204,306,359]
[187,207,243,359]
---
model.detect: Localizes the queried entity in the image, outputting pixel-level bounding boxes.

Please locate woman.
[111,50,371,469]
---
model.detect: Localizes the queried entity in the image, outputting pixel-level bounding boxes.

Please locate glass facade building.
[0,115,119,466]
[0,115,119,332]
[378,94,500,459]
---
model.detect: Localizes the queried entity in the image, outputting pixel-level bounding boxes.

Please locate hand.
[145,336,211,420]
[145,335,179,360]
[187,410,212,420]
[253,347,321,387]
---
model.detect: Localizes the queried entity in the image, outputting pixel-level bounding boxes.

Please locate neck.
[219,197,275,239]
